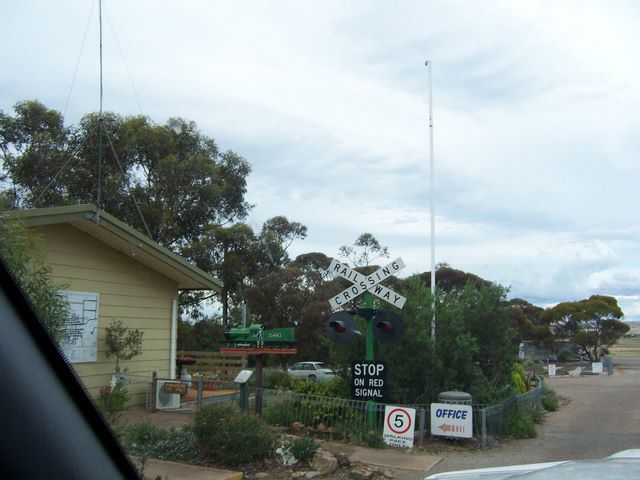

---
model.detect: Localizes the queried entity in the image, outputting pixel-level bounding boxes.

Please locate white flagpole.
[426,60,436,340]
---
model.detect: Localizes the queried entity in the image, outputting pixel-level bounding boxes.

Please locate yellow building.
[15,204,221,406]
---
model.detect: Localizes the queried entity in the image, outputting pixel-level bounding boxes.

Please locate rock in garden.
[334,452,351,467]
[305,471,321,479]
[349,465,380,480]
[291,422,305,433]
[312,450,338,474]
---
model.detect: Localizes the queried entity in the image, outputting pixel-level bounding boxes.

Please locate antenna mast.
[426,60,436,340]
[97,0,104,211]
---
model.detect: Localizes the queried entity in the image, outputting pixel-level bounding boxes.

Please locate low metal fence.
[478,380,544,448]
[254,388,429,446]
[251,381,544,448]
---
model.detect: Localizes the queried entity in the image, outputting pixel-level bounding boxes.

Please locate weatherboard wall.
[36,223,176,406]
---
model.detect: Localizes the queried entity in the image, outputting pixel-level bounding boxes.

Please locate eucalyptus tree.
[541,295,628,361]
[338,233,389,267]
[0,100,252,251]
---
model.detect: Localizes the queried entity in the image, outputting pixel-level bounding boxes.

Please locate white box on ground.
[383,405,416,448]
[430,402,473,439]
[548,364,556,376]
[592,362,603,374]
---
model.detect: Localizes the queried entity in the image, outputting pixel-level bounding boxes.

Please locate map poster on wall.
[60,291,100,363]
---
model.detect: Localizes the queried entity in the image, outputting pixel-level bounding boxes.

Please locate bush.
[96,383,128,425]
[524,404,545,424]
[503,409,537,438]
[262,398,297,427]
[541,385,560,412]
[266,370,292,390]
[288,436,319,464]
[362,430,385,448]
[511,364,528,394]
[124,422,198,463]
[194,403,275,466]
[289,378,349,398]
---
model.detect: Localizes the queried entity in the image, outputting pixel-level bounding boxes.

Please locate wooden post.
[197,375,203,411]
[254,354,263,416]
[151,371,158,412]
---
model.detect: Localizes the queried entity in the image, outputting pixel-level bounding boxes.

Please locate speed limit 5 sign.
[383,406,416,448]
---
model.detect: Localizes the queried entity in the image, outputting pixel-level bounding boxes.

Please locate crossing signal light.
[325,311,360,343]
[373,311,403,344]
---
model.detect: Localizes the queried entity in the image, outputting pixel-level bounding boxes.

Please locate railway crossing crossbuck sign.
[328,257,407,310]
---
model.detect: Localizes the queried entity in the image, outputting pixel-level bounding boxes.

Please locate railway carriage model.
[223,323,295,348]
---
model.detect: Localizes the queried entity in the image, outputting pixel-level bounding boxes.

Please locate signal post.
[325,258,406,426]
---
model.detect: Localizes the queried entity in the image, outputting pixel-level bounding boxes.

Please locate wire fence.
[250,379,544,448]
[255,388,412,446]
[145,374,545,448]
[478,379,544,448]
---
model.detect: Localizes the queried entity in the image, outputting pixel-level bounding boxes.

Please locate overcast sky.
[2,1,639,320]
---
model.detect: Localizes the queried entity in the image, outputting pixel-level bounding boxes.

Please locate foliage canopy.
[0,212,69,341]
[541,295,628,361]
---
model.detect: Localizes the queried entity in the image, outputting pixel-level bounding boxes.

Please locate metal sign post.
[326,257,408,429]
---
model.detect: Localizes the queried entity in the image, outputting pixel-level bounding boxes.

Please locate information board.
[59,291,99,363]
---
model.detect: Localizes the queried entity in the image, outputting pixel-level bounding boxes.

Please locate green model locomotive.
[223,323,295,348]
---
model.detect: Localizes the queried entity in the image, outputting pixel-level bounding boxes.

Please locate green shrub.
[262,399,297,426]
[511,364,527,394]
[362,430,385,448]
[194,403,275,466]
[266,370,292,390]
[125,421,168,448]
[289,378,349,398]
[289,436,319,464]
[524,404,545,424]
[541,385,560,412]
[504,409,537,438]
[96,383,128,425]
[124,422,198,463]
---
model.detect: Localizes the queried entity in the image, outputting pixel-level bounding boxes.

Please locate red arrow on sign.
[438,423,452,432]
[439,423,465,433]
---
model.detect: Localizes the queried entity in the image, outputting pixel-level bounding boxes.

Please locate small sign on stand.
[234,369,253,412]
[430,403,473,439]
[383,405,416,448]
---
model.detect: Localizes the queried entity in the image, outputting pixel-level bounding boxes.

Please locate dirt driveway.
[422,357,640,478]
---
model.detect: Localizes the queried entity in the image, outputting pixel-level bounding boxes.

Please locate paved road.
[424,357,640,477]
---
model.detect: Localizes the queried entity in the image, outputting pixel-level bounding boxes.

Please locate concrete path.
[323,441,441,471]
[130,456,242,480]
